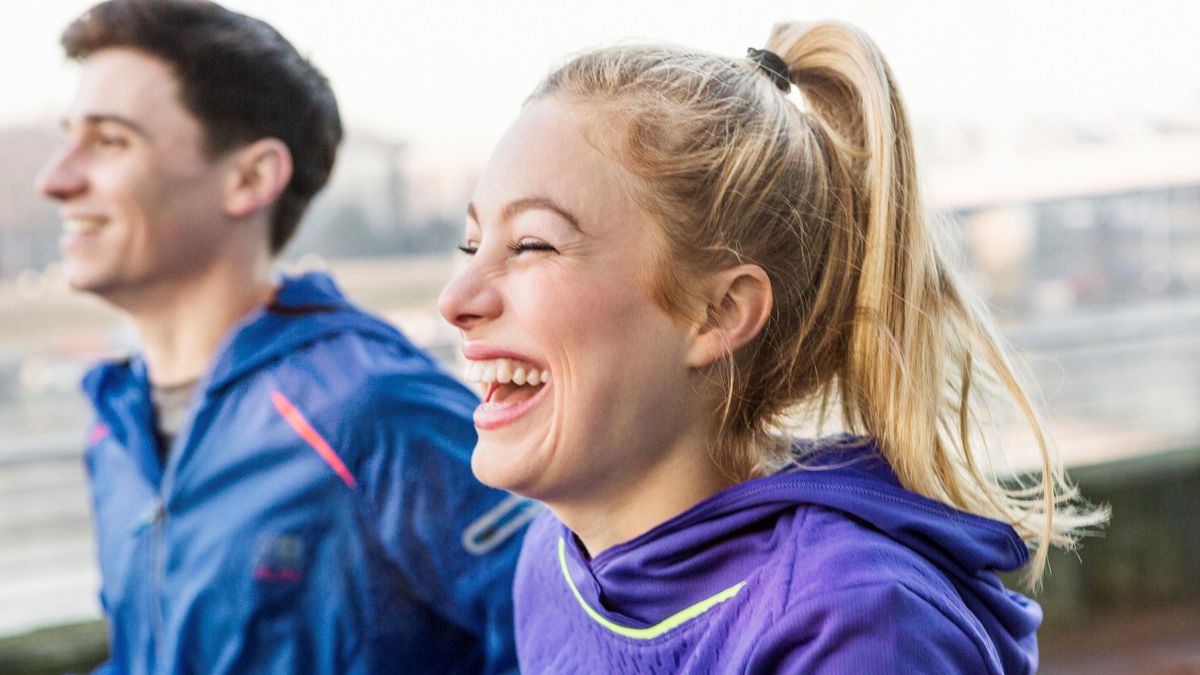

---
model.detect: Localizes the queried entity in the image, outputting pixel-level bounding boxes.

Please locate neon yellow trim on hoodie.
[557,536,746,640]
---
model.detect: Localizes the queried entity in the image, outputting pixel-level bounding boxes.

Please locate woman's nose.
[438,261,502,331]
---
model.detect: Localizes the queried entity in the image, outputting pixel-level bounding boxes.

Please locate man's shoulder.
[294,322,469,401]
[262,298,427,378]
[258,317,476,437]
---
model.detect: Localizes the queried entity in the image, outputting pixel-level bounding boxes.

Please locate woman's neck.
[551,434,738,558]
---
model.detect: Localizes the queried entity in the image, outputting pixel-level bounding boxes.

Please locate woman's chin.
[470,438,541,495]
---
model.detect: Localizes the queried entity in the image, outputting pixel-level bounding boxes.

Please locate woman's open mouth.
[464,358,552,431]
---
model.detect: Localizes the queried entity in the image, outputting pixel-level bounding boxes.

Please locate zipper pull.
[129,499,166,536]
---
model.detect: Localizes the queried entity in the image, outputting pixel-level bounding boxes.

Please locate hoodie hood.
[556,436,1040,671]
[81,272,411,486]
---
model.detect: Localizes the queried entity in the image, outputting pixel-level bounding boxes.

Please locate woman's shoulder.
[780,501,963,599]
[745,564,1003,674]
[747,503,1015,673]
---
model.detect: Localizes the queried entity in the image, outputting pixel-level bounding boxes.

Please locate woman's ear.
[685,264,773,368]
[223,138,293,219]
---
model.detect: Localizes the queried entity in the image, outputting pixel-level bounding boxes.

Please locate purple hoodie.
[514,437,1040,673]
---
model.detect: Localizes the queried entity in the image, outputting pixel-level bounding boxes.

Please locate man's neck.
[128,260,276,386]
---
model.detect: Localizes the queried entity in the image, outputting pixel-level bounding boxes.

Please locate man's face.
[36,47,234,305]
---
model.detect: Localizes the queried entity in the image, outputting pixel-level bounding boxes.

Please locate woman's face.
[438,98,705,504]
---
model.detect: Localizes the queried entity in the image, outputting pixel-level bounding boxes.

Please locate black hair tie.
[746,47,791,93]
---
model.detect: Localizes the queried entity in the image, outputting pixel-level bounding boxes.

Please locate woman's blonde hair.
[531,21,1105,585]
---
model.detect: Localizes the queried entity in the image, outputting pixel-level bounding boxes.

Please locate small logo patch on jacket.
[252,534,306,584]
[88,423,110,447]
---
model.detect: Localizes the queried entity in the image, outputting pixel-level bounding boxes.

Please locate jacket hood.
[557,436,1040,669]
[204,271,408,393]
[81,273,411,485]
[84,272,405,399]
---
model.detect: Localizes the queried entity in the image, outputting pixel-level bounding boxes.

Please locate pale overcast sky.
[2,0,1197,168]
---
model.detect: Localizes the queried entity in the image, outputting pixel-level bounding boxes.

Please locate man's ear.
[223,138,293,219]
[685,264,773,368]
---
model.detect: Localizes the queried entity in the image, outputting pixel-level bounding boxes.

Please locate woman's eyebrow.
[466,197,585,233]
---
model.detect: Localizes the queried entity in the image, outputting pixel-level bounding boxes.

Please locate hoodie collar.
[559,437,1029,628]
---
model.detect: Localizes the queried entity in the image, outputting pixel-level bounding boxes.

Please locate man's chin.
[63,268,122,301]
[63,271,103,294]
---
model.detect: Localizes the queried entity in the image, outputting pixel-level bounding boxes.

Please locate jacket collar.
[81,272,403,485]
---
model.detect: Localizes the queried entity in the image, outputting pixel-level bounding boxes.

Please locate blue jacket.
[515,437,1040,673]
[83,272,534,674]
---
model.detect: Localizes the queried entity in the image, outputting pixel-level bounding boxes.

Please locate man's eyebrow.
[465,197,584,233]
[62,113,152,140]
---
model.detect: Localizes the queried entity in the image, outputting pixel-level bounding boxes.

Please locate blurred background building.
[1,1,1197,672]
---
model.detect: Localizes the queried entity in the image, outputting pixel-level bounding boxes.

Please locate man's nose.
[35,146,88,201]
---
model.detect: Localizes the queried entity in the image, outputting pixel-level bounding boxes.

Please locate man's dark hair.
[62,0,343,254]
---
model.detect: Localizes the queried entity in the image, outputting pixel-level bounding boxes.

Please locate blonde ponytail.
[768,22,1105,584]
[534,21,1106,586]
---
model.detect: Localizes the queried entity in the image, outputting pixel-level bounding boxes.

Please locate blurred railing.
[1006,299,1200,468]
[0,256,1196,673]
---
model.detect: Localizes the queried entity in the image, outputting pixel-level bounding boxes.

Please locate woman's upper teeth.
[63,217,105,235]
[464,358,549,386]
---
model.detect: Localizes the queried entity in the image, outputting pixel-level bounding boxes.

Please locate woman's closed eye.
[455,239,558,257]
[507,239,558,255]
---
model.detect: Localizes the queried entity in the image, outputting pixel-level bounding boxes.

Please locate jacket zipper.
[148,498,167,653]
[149,434,183,663]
